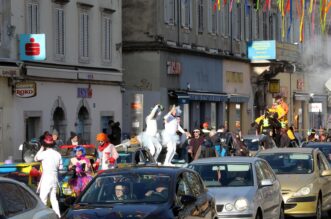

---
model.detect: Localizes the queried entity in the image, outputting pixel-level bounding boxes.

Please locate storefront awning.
[168,90,190,104]
[188,91,228,102]
[294,92,310,101]
[229,94,250,103]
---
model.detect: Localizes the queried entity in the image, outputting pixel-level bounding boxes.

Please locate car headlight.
[293,184,313,197]
[235,198,248,211]
[224,203,234,211]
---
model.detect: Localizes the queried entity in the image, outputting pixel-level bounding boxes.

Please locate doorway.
[52,107,66,142]
[77,106,90,144]
[25,116,41,141]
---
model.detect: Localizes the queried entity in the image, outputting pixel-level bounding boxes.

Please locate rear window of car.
[258,153,313,174]
[188,163,253,187]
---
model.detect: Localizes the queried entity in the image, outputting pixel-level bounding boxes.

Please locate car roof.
[302,142,331,146]
[189,156,263,164]
[257,147,315,155]
[98,165,190,177]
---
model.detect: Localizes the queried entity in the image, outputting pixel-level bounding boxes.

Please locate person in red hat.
[34,134,62,218]
[94,133,119,170]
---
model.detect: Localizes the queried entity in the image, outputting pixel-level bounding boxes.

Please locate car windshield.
[243,138,259,151]
[79,173,170,204]
[188,163,253,187]
[258,153,313,174]
[302,144,331,164]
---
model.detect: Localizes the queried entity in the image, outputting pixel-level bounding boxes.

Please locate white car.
[0,177,58,219]
[188,157,284,219]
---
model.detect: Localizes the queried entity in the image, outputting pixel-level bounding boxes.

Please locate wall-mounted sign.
[19,34,46,61]
[77,88,92,98]
[297,79,304,90]
[268,79,280,93]
[15,81,37,98]
[167,61,181,74]
[226,71,243,83]
[248,40,276,61]
[309,103,322,113]
[0,67,20,77]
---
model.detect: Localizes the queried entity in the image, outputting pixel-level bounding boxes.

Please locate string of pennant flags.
[212,0,331,42]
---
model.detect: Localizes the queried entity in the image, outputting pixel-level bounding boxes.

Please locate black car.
[62,166,216,219]
[301,142,331,164]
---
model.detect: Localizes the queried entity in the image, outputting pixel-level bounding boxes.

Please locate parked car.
[188,157,284,219]
[62,166,216,219]
[242,135,261,156]
[301,142,331,164]
[256,147,331,218]
[0,176,58,219]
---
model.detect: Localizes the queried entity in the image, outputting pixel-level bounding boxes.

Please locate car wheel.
[315,197,322,219]
[279,204,285,219]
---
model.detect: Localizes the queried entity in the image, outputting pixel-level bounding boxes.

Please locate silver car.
[0,176,58,219]
[188,157,284,219]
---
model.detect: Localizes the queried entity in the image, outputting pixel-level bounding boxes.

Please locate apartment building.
[0,0,122,161]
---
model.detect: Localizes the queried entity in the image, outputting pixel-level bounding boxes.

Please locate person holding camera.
[34,134,63,218]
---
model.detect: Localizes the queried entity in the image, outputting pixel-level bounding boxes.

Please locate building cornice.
[123,41,251,63]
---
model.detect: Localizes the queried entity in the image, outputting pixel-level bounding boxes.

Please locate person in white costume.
[162,105,190,166]
[34,134,63,218]
[140,104,163,161]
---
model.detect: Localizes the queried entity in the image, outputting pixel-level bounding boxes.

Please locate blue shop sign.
[247,40,276,61]
[19,34,46,61]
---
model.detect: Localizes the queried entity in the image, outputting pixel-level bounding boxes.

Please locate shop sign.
[268,79,280,93]
[297,79,304,90]
[167,61,181,74]
[19,34,46,61]
[309,103,323,113]
[0,67,20,77]
[77,88,92,98]
[15,81,37,98]
[226,71,243,83]
[247,40,276,61]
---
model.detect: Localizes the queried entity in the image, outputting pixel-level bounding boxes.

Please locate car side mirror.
[260,179,273,187]
[321,169,331,177]
[64,196,76,207]
[180,195,197,205]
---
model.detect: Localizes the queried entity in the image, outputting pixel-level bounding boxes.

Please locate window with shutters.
[164,0,176,25]
[181,0,192,29]
[197,0,203,33]
[236,3,242,40]
[263,12,268,39]
[26,1,39,33]
[79,8,89,62]
[102,13,112,63]
[54,7,65,59]
[208,0,218,34]
[244,5,252,41]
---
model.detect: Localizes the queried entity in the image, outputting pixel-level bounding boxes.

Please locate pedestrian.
[138,104,163,161]
[188,128,205,162]
[34,134,62,218]
[52,129,64,151]
[94,132,119,170]
[68,145,93,197]
[162,105,190,166]
[67,131,82,146]
[108,120,122,145]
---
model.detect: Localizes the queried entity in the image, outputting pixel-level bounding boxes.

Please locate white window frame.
[197,0,204,33]
[54,6,65,59]
[181,0,192,29]
[78,7,90,63]
[101,12,112,64]
[26,0,39,34]
[164,0,177,25]
[208,0,218,34]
